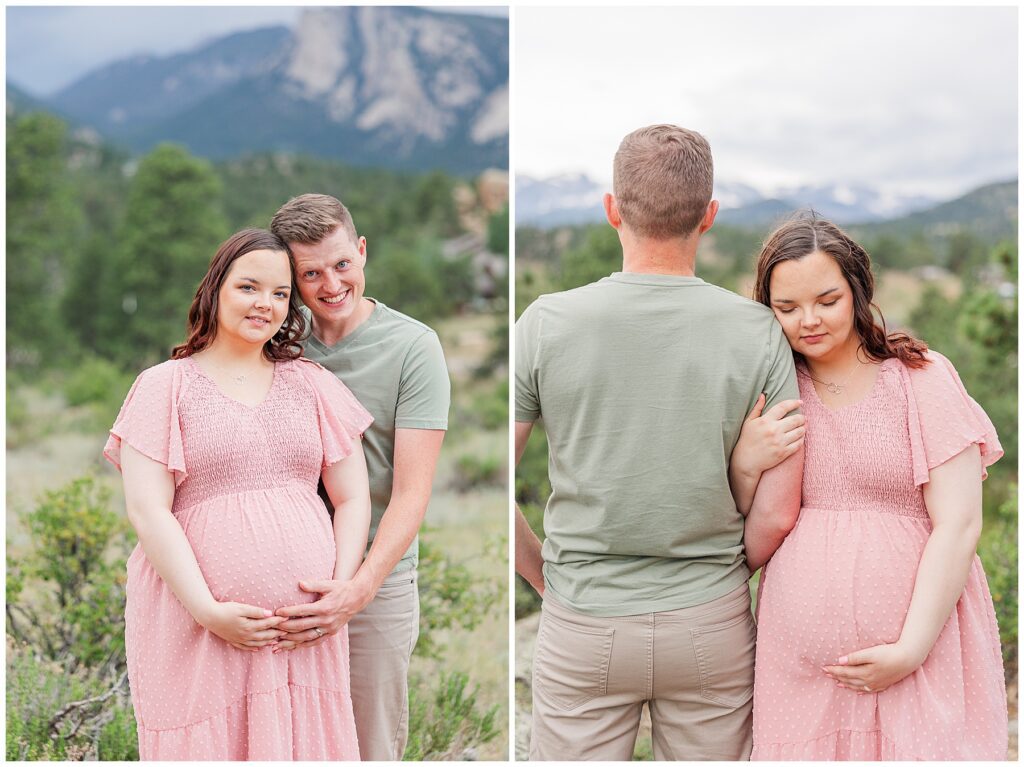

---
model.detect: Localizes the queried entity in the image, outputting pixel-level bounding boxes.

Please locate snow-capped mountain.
[516,173,941,229]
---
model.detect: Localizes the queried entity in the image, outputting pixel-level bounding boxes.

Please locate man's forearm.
[354,493,426,595]
[515,505,545,595]
[743,447,803,572]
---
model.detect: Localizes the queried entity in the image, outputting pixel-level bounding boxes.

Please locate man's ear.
[603,193,622,230]
[698,199,719,235]
[358,235,368,263]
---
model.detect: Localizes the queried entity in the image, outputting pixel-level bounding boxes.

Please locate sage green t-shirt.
[515,272,798,616]
[304,300,450,573]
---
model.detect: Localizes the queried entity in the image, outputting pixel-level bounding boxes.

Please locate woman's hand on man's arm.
[730,395,804,515]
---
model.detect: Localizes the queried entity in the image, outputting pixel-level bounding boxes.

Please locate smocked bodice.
[171,359,325,511]
[798,358,928,518]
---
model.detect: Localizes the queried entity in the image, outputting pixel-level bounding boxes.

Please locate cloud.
[516,6,1017,197]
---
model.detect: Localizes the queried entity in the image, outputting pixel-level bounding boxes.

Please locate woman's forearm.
[121,444,218,625]
[897,523,979,664]
[332,496,371,581]
[130,507,219,624]
[323,443,372,583]
[728,464,761,517]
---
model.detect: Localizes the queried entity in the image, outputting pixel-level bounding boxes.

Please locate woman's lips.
[802,333,826,344]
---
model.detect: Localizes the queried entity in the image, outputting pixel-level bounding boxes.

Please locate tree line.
[7,111,508,374]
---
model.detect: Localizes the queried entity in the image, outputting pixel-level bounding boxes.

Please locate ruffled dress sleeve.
[293,358,374,469]
[902,350,1003,486]
[103,360,189,486]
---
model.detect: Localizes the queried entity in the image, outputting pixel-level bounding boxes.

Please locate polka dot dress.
[104,356,373,760]
[752,352,1007,761]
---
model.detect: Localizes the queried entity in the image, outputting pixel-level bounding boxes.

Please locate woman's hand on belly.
[822,641,921,694]
[196,601,289,652]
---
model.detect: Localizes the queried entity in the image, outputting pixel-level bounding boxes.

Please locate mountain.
[516,173,943,229]
[852,180,1017,245]
[35,7,507,174]
[515,174,605,228]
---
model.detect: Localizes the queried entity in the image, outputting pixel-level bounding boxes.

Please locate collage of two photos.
[4,3,1019,765]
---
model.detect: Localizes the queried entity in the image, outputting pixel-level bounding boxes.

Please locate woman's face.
[767,249,859,363]
[216,249,292,347]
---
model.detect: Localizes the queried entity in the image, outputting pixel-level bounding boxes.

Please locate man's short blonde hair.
[270,193,358,245]
[612,125,714,240]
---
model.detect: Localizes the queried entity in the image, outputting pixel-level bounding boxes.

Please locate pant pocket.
[534,609,615,711]
[690,611,755,707]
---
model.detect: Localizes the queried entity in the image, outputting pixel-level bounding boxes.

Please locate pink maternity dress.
[104,356,373,760]
[752,351,1007,760]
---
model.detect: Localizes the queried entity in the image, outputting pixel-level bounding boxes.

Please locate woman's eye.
[240,285,255,292]
[821,300,838,307]
[778,307,796,314]
[274,291,289,299]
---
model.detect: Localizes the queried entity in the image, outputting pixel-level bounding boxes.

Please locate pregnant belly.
[759,508,931,668]
[182,488,337,611]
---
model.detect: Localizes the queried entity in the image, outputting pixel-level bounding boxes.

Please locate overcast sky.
[6,5,508,96]
[516,6,1017,198]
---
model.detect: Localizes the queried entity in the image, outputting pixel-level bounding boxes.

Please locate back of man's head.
[270,193,358,245]
[612,125,714,240]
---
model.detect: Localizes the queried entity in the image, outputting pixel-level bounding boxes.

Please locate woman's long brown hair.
[753,214,929,368]
[171,229,306,361]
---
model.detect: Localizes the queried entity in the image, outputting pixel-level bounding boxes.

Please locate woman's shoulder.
[894,348,963,391]
[130,357,194,391]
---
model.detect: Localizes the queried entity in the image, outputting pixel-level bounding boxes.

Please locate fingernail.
[837,656,848,665]
[263,609,273,617]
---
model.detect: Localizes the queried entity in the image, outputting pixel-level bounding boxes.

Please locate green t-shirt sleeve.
[515,301,542,422]
[395,331,450,430]
[763,319,799,410]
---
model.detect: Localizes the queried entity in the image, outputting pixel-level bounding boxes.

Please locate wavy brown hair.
[753,213,929,369]
[171,229,306,361]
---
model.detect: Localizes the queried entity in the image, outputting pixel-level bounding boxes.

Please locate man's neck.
[311,298,376,347]
[619,231,698,276]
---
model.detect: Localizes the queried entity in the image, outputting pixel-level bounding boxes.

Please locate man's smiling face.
[290,226,368,333]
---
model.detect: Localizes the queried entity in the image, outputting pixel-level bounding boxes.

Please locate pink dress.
[752,351,1007,761]
[103,356,373,760]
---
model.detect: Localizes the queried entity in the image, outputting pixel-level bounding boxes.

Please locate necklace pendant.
[826,382,843,395]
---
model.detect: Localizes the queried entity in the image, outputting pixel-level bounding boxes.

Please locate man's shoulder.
[520,279,612,316]
[369,300,440,343]
[698,282,775,315]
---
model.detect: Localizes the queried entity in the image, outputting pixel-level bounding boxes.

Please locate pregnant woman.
[104,229,373,760]
[731,216,1007,760]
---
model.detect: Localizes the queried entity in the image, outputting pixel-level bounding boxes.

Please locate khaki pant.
[530,584,755,761]
[348,568,420,761]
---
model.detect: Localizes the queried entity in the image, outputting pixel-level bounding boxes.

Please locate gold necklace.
[199,355,265,386]
[805,357,863,395]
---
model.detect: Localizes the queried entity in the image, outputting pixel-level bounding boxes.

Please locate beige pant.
[348,568,420,761]
[530,584,755,761]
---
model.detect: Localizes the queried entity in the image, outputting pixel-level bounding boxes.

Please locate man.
[270,194,450,761]
[515,125,802,761]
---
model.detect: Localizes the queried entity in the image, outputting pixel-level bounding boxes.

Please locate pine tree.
[98,144,227,367]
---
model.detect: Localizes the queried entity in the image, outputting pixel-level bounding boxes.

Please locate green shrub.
[979,487,1017,678]
[451,454,503,492]
[416,533,504,661]
[471,379,508,430]
[7,476,132,672]
[404,671,500,761]
[62,357,135,430]
[6,641,136,761]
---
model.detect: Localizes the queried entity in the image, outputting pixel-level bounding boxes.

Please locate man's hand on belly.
[272,578,373,652]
